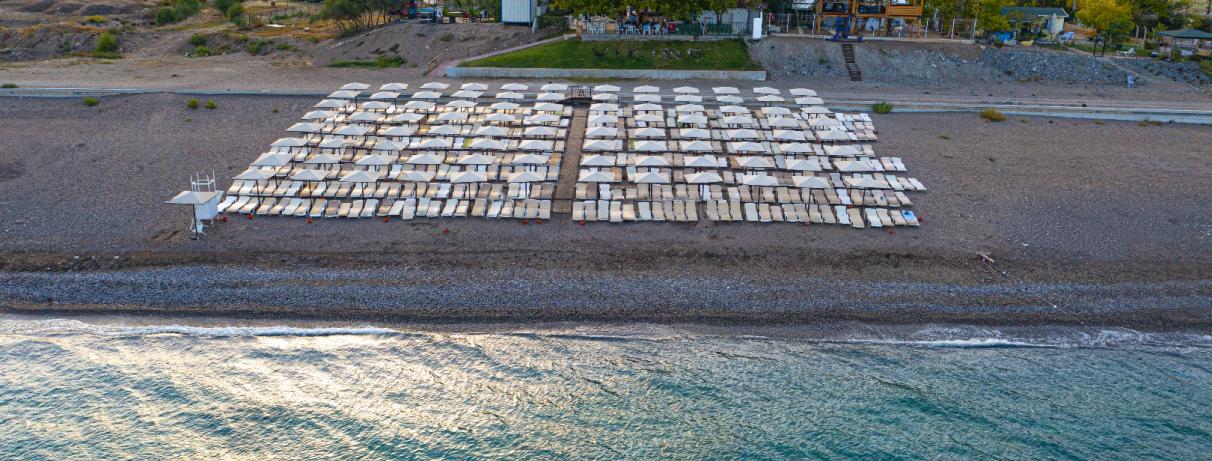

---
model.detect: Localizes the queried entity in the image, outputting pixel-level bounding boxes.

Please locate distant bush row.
[156,0,245,26]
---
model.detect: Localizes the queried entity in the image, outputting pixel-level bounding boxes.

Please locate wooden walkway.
[552,107,587,214]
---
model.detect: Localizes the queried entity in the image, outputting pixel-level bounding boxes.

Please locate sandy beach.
[0,92,1208,328]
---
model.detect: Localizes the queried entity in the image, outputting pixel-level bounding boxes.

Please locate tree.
[1079,0,1134,41]
[977,0,1013,32]
[213,0,241,16]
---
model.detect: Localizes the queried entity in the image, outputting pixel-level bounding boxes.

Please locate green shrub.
[83,97,99,106]
[86,15,107,24]
[1,83,17,88]
[327,55,405,68]
[439,32,454,42]
[205,100,217,109]
[245,39,270,55]
[194,45,211,56]
[275,42,296,51]
[172,0,202,20]
[871,102,893,114]
[980,108,1006,122]
[186,98,199,109]
[155,7,176,25]
[213,0,240,15]
[188,33,207,47]
[94,31,117,53]
[226,2,244,20]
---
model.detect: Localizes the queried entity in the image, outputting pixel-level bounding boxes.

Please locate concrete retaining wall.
[447,66,767,80]
[580,34,738,42]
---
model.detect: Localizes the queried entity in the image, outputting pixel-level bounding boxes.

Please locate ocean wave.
[0,319,403,338]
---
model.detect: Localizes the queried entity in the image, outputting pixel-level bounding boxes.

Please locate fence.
[575,18,754,39]
[244,3,323,26]
[767,12,976,41]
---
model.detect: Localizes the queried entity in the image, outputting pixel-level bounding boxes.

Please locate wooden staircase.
[841,43,862,81]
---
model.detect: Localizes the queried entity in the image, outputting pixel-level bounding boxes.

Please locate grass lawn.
[461,39,759,71]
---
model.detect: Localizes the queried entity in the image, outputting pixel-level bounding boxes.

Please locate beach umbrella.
[685,172,722,184]
[301,110,335,120]
[817,130,851,142]
[233,168,276,181]
[533,102,563,112]
[270,137,308,148]
[673,86,700,94]
[785,158,822,172]
[490,101,520,111]
[680,140,714,152]
[633,140,666,152]
[166,190,220,206]
[328,90,360,99]
[524,126,558,137]
[500,83,528,91]
[291,169,329,181]
[485,113,517,124]
[719,105,750,114]
[634,113,663,123]
[633,171,670,184]
[635,155,671,167]
[721,115,756,126]
[590,102,619,112]
[400,170,435,182]
[392,113,425,123]
[674,94,702,103]
[684,155,719,168]
[633,127,665,138]
[314,99,347,109]
[740,174,779,186]
[825,145,863,157]
[675,103,705,113]
[767,117,800,128]
[592,92,618,101]
[508,171,545,183]
[540,83,568,92]
[772,130,807,141]
[420,82,450,90]
[445,99,477,109]
[585,125,618,138]
[577,170,616,183]
[518,139,554,151]
[372,139,405,152]
[793,175,832,188]
[593,84,620,92]
[411,91,442,99]
[736,157,775,169]
[715,95,744,104]
[753,86,780,94]
[834,159,875,172]
[803,106,833,114]
[450,171,487,183]
[511,153,549,165]
[582,139,618,151]
[382,125,418,137]
[304,153,341,164]
[789,88,817,96]
[318,138,350,150]
[678,127,711,139]
[676,114,708,125]
[730,141,765,153]
[757,94,785,103]
[340,82,369,91]
[370,91,399,100]
[763,106,792,116]
[780,143,813,154]
[427,125,461,136]
[416,138,453,149]
[402,100,436,111]
[727,128,760,140]
[712,86,739,94]
[457,153,496,165]
[356,154,396,166]
[468,138,506,151]
[810,117,841,127]
[845,176,887,189]
[587,114,618,126]
[380,82,408,91]
[287,122,322,133]
[497,91,526,100]
[633,85,660,93]
[360,101,392,111]
[580,154,616,166]
[461,82,489,91]
[407,153,444,165]
[437,111,469,123]
[634,103,663,112]
[536,92,564,101]
[334,125,368,136]
[796,96,825,106]
[251,152,293,167]
[634,93,661,103]
[347,111,381,123]
[525,113,559,125]
[474,125,510,137]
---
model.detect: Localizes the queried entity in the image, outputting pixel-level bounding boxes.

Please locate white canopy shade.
[370,91,399,100]
[357,154,396,166]
[340,82,369,90]
[779,142,814,154]
[818,130,851,142]
[234,168,275,181]
[511,153,549,165]
[332,125,367,136]
[508,171,545,183]
[287,122,322,133]
[400,170,436,182]
[680,140,714,152]
[411,91,442,99]
[437,112,469,122]
[633,171,670,184]
[685,172,723,184]
[834,159,876,172]
[634,103,663,112]
[457,153,496,165]
[251,152,293,167]
[578,170,617,182]
[712,86,740,94]
[318,138,350,149]
[533,102,563,112]
[636,155,671,167]
[291,169,329,181]
[518,139,554,151]
[721,115,756,126]
[673,86,700,94]
[634,113,663,123]
[674,94,702,103]
[524,126,558,137]
[772,130,807,141]
[301,110,336,120]
[730,141,765,152]
[271,137,307,147]
[825,145,863,157]
[485,113,517,123]
[461,82,489,91]
[803,106,833,114]
[678,127,711,139]
[372,139,406,151]
[420,82,449,89]
[719,105,750,114]
[590,103,619,112]
[797,97,826,106]
[490,101,520,110]
[525,114,559,125]
[468,138,506,150]
[416,138,453,149]
[762,106,792,116]
[767,117,800,128]
[677,114,708,125]
[675,104,706,113]
[166,190,220,205]
[810,117,841,127]
[582,139,620,151]
[497,91,525,100]
[426,125,461,136]
[633,140,667,152]
[633,127,665,138]
[407,153,444,165]
[585,125,618,138]
[740,174,779,186]
[715,95,744,104]
[403,100,436,111]
[347,111,381,123]
[540,83,568,91]
[360,101,392,110]
[380,82,408,91]
[536,92,564,101]
[785,158,822,171]
[845,176,887,189]
[450,171,488,183]
[382,125,418,137]
[474,125,510,136]
[593,84,621,92]
[757,95,785,103]
[753,86,780,94]
[684,155,720,168]
[314,99,347,108]
[328,90,360,99]
[580,154,616,166]
[445,99,477,109]
[592,93,618,101]
[727,128,760,139]
[500,83,528,91]
[304,153,341,164]
[736,157,775,169]
[789,88,817,96]
[587,114,619,126]
[634,85,660,93]
[634,94,661,103]
[793,175,832,188]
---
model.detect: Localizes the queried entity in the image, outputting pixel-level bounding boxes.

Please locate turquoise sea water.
[1,319,1210,460]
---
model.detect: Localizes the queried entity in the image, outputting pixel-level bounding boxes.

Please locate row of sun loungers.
[570,200,919,227]
[223,180,557,201]
[219,196,554,220]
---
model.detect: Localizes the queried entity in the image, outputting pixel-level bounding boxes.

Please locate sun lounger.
[361,199,378,218]
[400,198,416,220]
[744,202,758,222]
[846,208,864,228]
[499,200,514,218]
[638,201,652,221]
[865,208,882,227]
[217,195,237,213]
[256,198,276,215]
[309,199,326,218]
[609,201,623,223]
[339,201,355,217]
[539,200,551,220]
[325,200,342,218]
